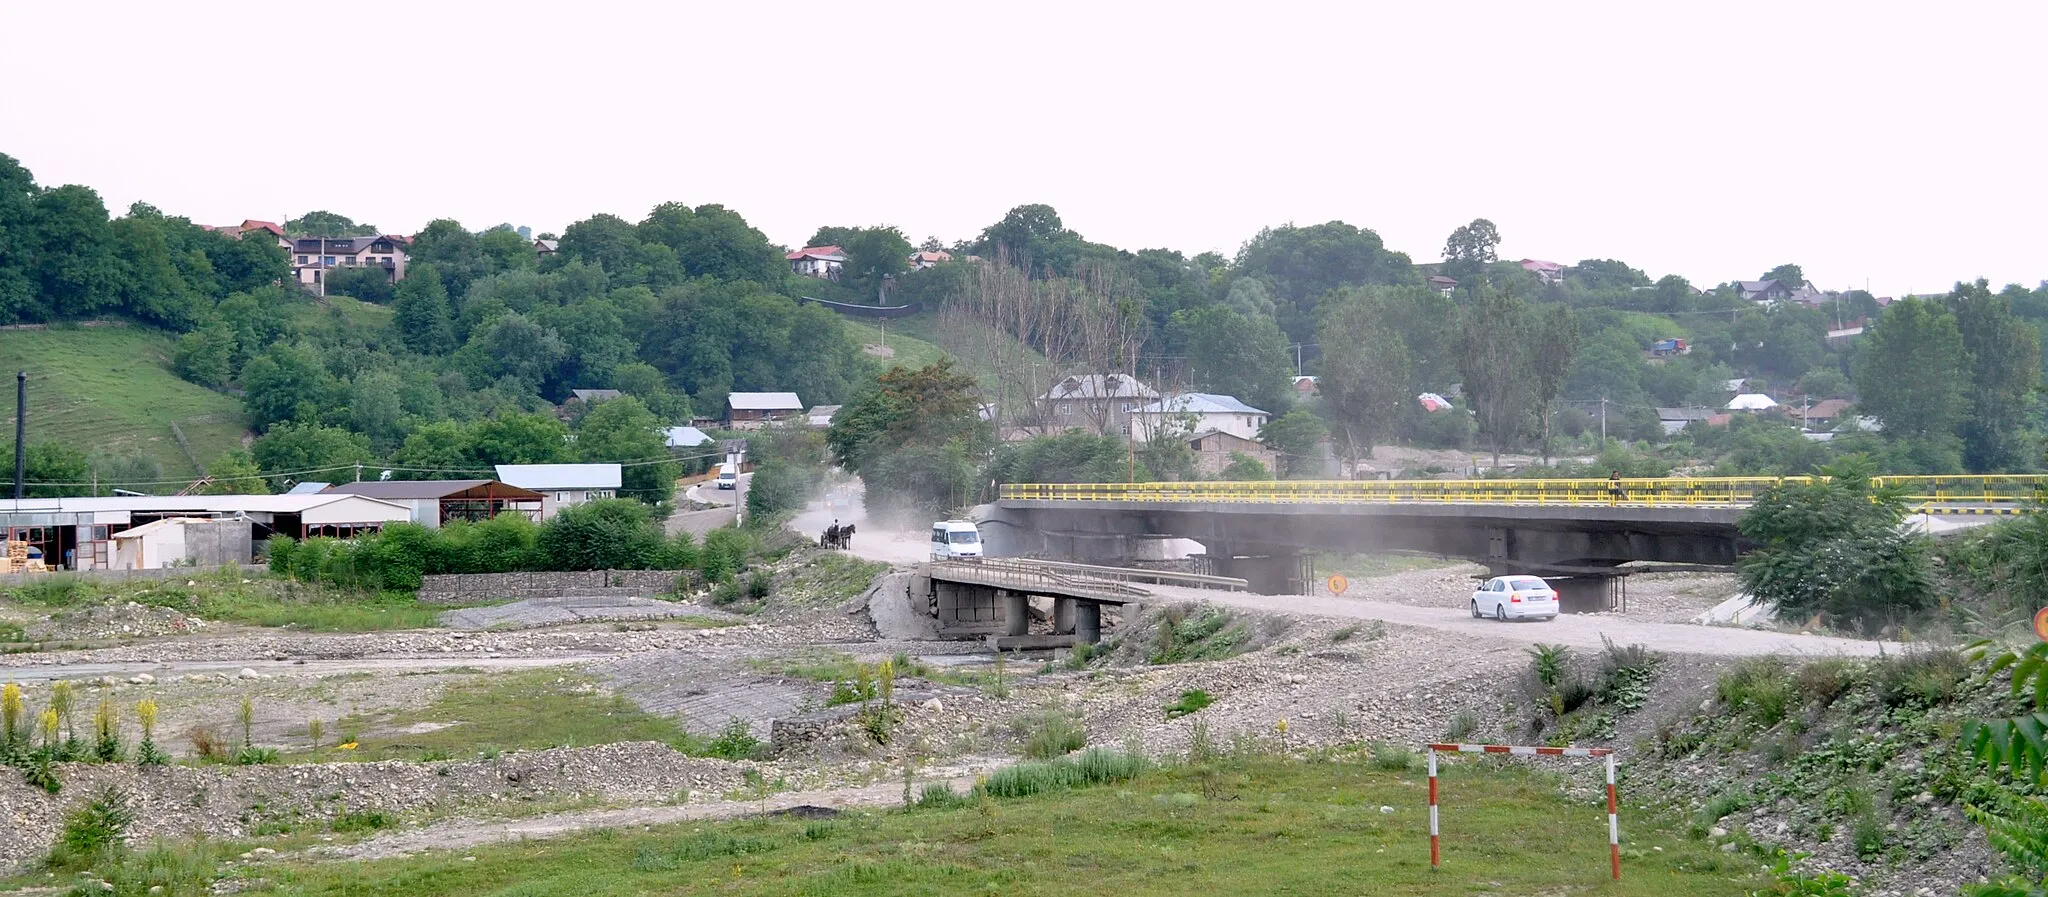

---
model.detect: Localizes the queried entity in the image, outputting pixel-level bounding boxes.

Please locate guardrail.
[999,475,2048,509]
[928,558,1151,601]
[998,558,1248,592]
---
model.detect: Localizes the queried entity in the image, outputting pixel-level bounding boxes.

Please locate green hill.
[840,312,1052,410]
[0,325,250,482]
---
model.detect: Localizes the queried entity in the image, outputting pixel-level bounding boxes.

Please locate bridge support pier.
[1073,602,1101,644]
[1001,591,1030,637]
[1053,597,1076,634]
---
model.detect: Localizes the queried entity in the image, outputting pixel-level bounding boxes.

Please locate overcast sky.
[3,1,2041,297]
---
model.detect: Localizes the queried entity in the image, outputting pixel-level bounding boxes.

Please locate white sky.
[3,1,2042,297]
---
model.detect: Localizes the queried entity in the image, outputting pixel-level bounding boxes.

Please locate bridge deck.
[926,559,1153,605]
[1001,475,2042,515]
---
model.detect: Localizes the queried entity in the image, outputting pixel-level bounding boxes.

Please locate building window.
[1122,403,1135,413]
[1058,403,1071,417]
[321,256,336,265]
[297,255,308,263]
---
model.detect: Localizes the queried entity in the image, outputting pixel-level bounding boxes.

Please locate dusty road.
[1159,586,1899,657]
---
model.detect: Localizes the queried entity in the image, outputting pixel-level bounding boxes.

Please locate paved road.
[1167,586,1901,658]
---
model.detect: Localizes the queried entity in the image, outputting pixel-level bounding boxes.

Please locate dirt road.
[1179,587,1900,657]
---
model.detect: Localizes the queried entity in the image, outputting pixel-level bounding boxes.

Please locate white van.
[715,462,737,490]
[930,520,982,559]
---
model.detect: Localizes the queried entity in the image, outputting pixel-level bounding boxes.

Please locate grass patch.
[1716,658,1796,729]
[221,757,1761,896]
[775,553,890,607]
[325,669,693,761]
[1014,706,1087,759]
[1147,605,1250,665]
[837,318,948,372]
[1163,689,1213,719]
[0,327,249,480]
[4,572,448,632]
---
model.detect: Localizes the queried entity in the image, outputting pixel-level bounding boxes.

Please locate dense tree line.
[9,149,2048,498]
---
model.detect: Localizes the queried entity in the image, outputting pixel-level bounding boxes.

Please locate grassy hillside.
[839,311,1054,414]
[839,318,947,372]
[289,294,395,333]
[0,325,249,482]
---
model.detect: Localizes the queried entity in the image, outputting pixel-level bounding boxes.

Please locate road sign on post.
[2033,607,2048,642]
[1328,574,1349,596]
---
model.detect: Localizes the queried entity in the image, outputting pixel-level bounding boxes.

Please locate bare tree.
[942,255,1150,438]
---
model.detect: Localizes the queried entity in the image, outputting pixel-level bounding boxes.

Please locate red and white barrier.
[1424,743,1621,881]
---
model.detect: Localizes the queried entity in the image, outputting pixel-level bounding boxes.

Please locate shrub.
[1717,658,1796,728]
[331,810,393,833]
[48,787,132,869]
[983,749,1148,799]
[702,717,762,761]
[700,528,752,583]
[917,782,970,810]
[185,725,228,763]
[1872,648,1970,709]
[1164,689,1213,720]
[1527,644,1571,690]
[1793,658,1860,708]
[1018,708,1087,759]
[1444,709,1479,742]
[1370,741,1415,771]
[539,499,665,571]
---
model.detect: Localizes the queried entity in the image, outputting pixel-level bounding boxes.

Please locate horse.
[820,523,842,549]
[839,523,855,548]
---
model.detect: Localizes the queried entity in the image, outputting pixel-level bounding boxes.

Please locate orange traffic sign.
[1328,574,1349,596]
[2034,607,2048,642]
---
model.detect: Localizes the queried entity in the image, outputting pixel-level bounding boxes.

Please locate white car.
[1470,575,1560,621]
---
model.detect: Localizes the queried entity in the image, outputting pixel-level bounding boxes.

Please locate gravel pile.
[27,601,208,641]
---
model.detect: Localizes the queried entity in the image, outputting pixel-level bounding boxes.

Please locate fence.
[0,564,268,588]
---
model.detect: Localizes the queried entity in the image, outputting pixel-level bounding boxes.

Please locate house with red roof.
[1518,259,1565,285]
[787,245,846,281]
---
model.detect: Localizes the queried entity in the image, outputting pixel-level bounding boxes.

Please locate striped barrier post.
[1426,743,1619,881]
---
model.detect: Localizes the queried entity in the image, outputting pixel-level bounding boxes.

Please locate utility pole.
[354,462,363,483]
[13,371,24,500]
[1599,396,1608,446]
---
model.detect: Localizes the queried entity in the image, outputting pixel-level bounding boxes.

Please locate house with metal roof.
[322,480,542,528]
[725,392,804,429]
[1133,393,1270,442]
[493,464,621,519]
[664,426,714,449]
[0,494,414,571]
[1037,374,1159,436]
[787,246,846,280]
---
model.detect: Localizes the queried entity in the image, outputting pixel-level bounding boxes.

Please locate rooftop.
[786,245,847,262]
[1040,374,1159,401]
[495,464,622,492]
[664,426,713,448]
[728,392,804,411]
[1138,393,1268,416]
[324,480,544,501]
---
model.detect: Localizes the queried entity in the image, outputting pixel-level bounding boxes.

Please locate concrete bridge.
[980,475,2039,607]
[914,558,1246,647]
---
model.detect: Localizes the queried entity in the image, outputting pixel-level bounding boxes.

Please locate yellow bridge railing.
[999,475,2048,511]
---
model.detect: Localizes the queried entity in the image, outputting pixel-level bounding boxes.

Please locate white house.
[1133,393,1270,443]
[786,245,846,280]
[494,464,623,519]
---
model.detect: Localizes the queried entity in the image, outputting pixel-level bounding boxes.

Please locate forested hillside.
[2,153,2045,504]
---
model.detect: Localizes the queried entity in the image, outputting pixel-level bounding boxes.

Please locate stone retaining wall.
[416,570,690,604]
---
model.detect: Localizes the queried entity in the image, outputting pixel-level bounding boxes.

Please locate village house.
[1037,374,1159,435]
[535,238,559,262]
[494,464,621,519]
[787,246,846,280]
[1656,406,1717,435]
[1737,279,1794,304]
[1293,376,1319,397]
[1426,275,1458,296]
[1786,398,1853,428]
[1133,393,1269,443]
[1726,393,1781,413]
[725,392,804,429]
[201,219,292,252]
[664,425,714,449]
[908,250,952,270]
[290,234,410,292]
[1519,259,1565,285]
[1186,429,1280,476]
[806,404,842,428]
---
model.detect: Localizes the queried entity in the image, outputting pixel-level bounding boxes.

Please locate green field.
[839,318,948,372]
[213,756,1757,896]
[0,325,249,481]
[289,294,394,333]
